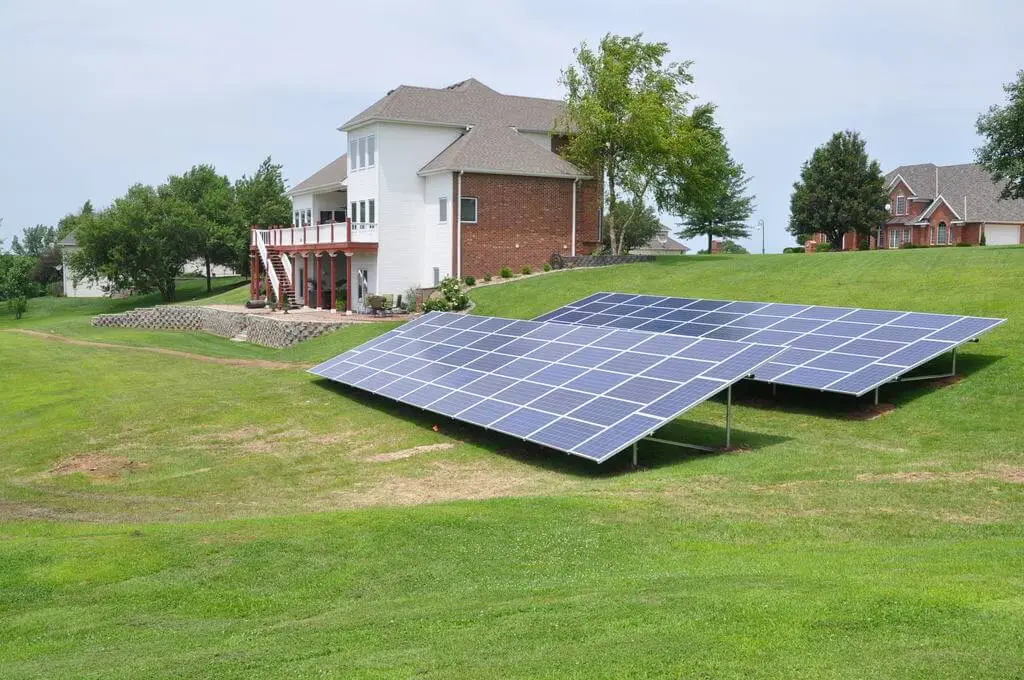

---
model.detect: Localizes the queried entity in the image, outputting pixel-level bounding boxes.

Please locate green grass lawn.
[2,248,1023,678]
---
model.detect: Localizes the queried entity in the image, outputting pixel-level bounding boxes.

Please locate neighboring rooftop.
[886,163,1024,223]
[635,229,689,254]
[418,123,587,179]
[342,78,566,133]
[288,153,348,196]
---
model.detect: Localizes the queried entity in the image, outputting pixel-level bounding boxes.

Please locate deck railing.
[251,220,378,248]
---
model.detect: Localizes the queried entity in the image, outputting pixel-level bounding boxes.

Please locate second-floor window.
[895,194,906,215]
[460,197,478,223]
[368,199,375,224]
[349,134,376,171]
[439,197,448,222]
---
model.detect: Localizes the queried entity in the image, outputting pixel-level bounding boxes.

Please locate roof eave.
[418,167,591,180]
[286,181,346,197]
[340,117,471,133]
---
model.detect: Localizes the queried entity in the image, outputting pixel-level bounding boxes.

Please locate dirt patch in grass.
[366,443,455,462]
[5,329,303,369]
[843,403,896,420]
[857,466,1024,484]
[49,454,147,479]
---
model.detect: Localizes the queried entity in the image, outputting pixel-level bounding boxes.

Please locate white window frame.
[359,201,366,223]
[438,196,448,223]
[460,197,478,224]
[937,221,948,245]
[367,134,375,167]
[368,199,375,224]
[895,194,906,215]
[358,137,367,169]
[349,140,357,170]
[888,227,899,249]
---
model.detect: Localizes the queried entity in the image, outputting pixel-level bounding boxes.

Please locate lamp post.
[757,218,765,255]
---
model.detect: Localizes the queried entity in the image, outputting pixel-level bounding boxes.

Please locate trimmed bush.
[422,292,451,312]
[955,241,973,247]
[464,275,476,286]
[435,276,470,311]
[783,247,805,254]
[483,273,492,282]
[521,266,532,275]
[815,242,833,252]
[500,267,513,279]
[543,262,551,272]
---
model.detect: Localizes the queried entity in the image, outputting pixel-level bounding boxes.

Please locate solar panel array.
[309,311,783,462]
[535,293,1005,396]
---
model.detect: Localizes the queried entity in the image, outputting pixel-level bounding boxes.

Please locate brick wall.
[456,173,601,277]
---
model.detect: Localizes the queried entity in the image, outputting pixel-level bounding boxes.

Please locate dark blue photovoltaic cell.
[720,301,768,314]
[404,383,453,408]
[591,330,648,350]
[465,352,515,373]
[927,317,1003,342]
[837,338,904,358]
[878,340,954,367]
[494,358,548,379]
[525,324,574,341]
[794,306,854,321]
[641,378,724,418]
[786,334,852,352]
[431,390,484,416]
[825,364,905,394]
[462,374,518,397]
[676,339,743,362]
[600,351,664,374]
[437,347,487,366]
[629,306,671,319]
[568,396,641,426]
[672,323,718,337]
[631,334,697,356]
[526,388,594,414]
[377,377,425,399]
[607,377,678,403]
[704,326,757,341]
[493,408,556,436]
[563,370,629,395]
[744,329,802,345]
[494,380,550,404]
[494,337,548,356]
[356,372,400,392]
[530,418,603,451]
[459,399,520,427]
[898,312,959,329]
[637,319,682,333]
[806,352,875,373]
[693,312,745,326]
[815,321,875,337]
[562,346,621,367]
[773,347,823,365]
[604,316,650,329]
[687,299,730,311]
[435,368,486,389]
[702,344,783,380]
[642,357,712,382]
[556,326,613,345]
[529,363,588,386]
[660,309,708,323]
[574,414,664,460]
[468,334,515,352]
[749,362,794,381]
[842,309,905,324]
[728,314,784,329]
[768,317,827,333]
[525,342,578,362]
[862,325,933,343]
[774,366,845,389]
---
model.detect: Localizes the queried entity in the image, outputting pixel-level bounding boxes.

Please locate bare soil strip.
[4,329,304,369]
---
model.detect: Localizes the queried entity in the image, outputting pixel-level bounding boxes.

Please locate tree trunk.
[205,254,212,292]
[607,168,618,255]
[707,232,713,254]
[160,278,176,302]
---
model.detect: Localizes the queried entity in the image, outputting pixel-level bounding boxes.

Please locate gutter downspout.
[571,178,578,257]
[456,170,464,279]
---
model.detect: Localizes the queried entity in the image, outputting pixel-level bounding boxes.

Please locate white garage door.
[985,225,1021,246]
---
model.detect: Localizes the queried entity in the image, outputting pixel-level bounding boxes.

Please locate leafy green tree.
[667,107,755,253]
[560,33,698,255]
[56,200,95,240]
[976,70,1024,201]
[0,254,36,318]
[70,184,199,301]
[719,239,749,254]
[234,157,291,273]
[788,130,887,249]
[11,225,57,257]
[603,199,664,253]
[165,165,236,292]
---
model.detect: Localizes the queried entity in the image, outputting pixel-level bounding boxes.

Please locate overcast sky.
[1,0,1021,254]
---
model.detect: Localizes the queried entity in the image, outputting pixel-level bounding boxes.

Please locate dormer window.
[895,194,906,215]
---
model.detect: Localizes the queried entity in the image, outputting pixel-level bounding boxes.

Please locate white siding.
[375,122,461,292]
[345,122,380,217]
[60,245,108,297]
[520,131,553,151]
[423,172,453,285]
[290,194,313,225]
[313,191,347,221]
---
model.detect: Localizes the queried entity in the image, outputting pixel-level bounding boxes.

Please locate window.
[293,210,299,227]
[888,228,898,249]
[367,134,375,167]
[319,211,333,224]
[460,197,478,223]
[359,201,366,223]
[433,267,440,286]
[306,209,311,226]
[438,197,448,222]
[349,134,376,171]
[903,227,911,245]
[358,268,369,300]
[334,209,345,223]
[358,137,367,169]
[349,140,357,170]
[351,202,357,222]
[938,221,948,245]
[368,199,375,224]
[895,194,906,215]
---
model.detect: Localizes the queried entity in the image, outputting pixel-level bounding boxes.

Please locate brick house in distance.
[881,163,1024,248]
[252,78,601,311]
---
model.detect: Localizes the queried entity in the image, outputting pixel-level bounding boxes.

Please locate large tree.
[10,224,57,257]
[165,164,236,292]
[56,200,94,240]
[788,130,887,248]
[559,33,698,255]
[234,157,291,274]
[976,70,1024,201]
[70,184,199,301]
[0,254,36,318]
[667,106,755,253]
[603,199,664,253]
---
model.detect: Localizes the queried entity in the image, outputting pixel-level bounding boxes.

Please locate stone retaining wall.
[549,253,655,270]
[91,306,347,348]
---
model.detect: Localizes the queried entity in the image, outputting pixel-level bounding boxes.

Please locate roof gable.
[342,78,566,133]
[418,124,588,179]
[885,162,1024,223]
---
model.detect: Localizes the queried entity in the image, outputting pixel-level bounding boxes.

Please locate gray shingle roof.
[59,233,77,246]
[288,153,347,195]
[886,163,1024,223]
[418,123,588,178]
[341,78,567,133]
[637,229,688,253]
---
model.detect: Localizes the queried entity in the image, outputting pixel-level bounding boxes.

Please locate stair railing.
[253,228,279,303]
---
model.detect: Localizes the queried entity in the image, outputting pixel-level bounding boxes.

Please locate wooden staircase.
[268,251,297,308]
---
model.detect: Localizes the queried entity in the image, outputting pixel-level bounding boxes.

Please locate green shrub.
[365,294,386,311]
[858,238,870,251]
[980,233,987,246]
[955,241,973,247]
[782,247,805,254]
[500,267,513,279]
[464,275,476,286]
[815,242,832,252]
[435,276,470,311]
[7,296,28,319]
[543,262,551,272]
[422,293,451,312]
[521,265,532,275]
[483,273,492,282]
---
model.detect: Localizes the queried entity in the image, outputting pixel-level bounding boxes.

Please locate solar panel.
[535,293,1006,397]
[309,311,785,463]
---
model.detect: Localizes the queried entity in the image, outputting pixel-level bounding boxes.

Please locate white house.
[252,78,602,311]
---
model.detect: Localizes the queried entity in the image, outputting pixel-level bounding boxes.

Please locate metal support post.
[896,347,960,383]
[725,385,732,449]
[632,442,638,467]
[874,387,879,406]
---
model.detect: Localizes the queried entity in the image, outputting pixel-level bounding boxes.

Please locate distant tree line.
[2,157,291,306]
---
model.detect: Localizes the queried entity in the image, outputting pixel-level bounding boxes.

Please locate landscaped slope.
[2,247,1022,678]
